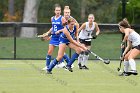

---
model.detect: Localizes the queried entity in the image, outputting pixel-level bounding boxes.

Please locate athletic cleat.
[78,63,83,69]
[65,66,73,72]
[42,66,48,70]
[46,70,52,74]
[119,72,131,76]
[63,66,67,69]
[55,62,66,68]
[126,70,138,75]
[82,65,89,70]
[71,64,74,68]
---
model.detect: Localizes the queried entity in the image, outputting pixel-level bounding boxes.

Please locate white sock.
[82,55,89,66]
[78,54,83,64]
[129,59,136,71]
[124,60,129,72]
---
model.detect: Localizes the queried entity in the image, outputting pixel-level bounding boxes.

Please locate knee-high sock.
[78,54,83,64]
[63,54,70,63]
[124,60,129,72]
[59,58,64,63]
[67,53,79,67]
[48,59,58,71]
[129,59,136,70]
[46,55,51,67]
[82,55,89,66]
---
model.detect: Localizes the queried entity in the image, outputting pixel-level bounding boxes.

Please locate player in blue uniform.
[55,6,79,68]
[42,4,70,70]
[46,18,87,74]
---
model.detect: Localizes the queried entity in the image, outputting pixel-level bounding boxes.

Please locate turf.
[0,60,140,93]
[0,33,122,59]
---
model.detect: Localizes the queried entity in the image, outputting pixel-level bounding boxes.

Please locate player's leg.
[63,53,75,68]
[46,45,55,67]
[66,43,83,72]
[63,53,70,64]
[55,58,65,68]
[128,48,140,75]
[119,51,131,76]
[55,53,70,68]
[42,44,55,70]
[78,52,84,69]
[82,45,91,69]
[78,39,85,69]
[47,44,67,73]
[45,37,60,70]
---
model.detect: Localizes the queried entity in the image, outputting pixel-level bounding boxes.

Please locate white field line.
[0,62,44,64]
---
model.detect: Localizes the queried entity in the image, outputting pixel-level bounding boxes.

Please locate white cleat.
[71,64,74,68]
[55,62,66,68]
[42,66,48,70]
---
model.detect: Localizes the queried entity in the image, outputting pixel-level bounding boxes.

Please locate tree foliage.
[117,0,140,24]
[0,0,140,24]
[0,0,24,22]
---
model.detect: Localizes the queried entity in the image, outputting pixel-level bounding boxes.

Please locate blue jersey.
[51,15,64,38]
[59,25,76,45]
[49,15,64,46]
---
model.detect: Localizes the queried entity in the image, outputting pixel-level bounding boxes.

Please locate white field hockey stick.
[88,50,110,64]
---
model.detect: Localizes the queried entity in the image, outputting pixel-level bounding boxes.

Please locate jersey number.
[54,25,57,31]
[87,32,90,36]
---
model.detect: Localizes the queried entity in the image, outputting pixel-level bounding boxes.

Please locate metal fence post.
[69,48,71,58]
[13,24,17,59]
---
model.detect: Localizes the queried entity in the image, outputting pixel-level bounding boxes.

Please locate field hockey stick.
[117,47,125,72]
[88,50,110,64]
[37,33,53,38]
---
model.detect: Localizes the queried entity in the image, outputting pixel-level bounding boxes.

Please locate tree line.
[0,0,140,24]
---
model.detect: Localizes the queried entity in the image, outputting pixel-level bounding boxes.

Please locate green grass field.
[0,60,140,93]
[0,33,122,59]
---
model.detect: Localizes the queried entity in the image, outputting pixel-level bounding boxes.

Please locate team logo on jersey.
[52,22,61,24]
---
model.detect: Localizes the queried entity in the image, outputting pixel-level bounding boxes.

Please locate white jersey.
[79,22,95,41]
[128,31,140,47]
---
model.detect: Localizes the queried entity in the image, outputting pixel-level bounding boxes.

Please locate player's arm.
[55,28,64,34]
[63,27,87,50]
[38,17,53,40]
[42,27,52,36]
[121,29,129,47]
[122,29,129,43]
[94,22,100,36]
[78,23,86,33]
[43,17,53,36]
[122,40,132,57]
[77,23,86,42]
[93,22,100,39]
[75,23,80,42]
[76,23,86,42]
[62,16,67,26]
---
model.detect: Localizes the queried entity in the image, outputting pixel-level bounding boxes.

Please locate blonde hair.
[88,14,94,18]
[64,6,71,12]
[68,17,75,24]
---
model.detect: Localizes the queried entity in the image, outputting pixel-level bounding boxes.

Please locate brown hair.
[54,4,61,10]
[119,18,131,28]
